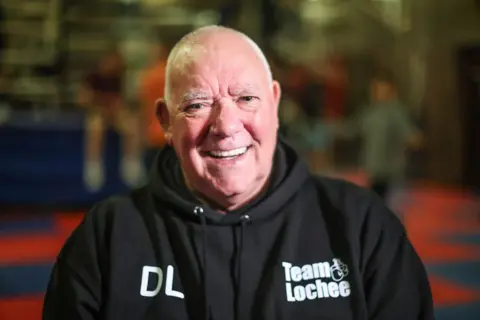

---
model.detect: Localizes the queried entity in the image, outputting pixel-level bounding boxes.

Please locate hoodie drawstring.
[194,205,251,320]
[235,214,250,320]
[194,206,210,320]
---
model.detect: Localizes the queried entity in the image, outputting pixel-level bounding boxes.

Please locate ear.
[155,98,173,145]
[271,80,282,112]
[271,80,282,129]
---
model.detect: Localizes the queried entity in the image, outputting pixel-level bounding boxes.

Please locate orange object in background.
[139,61,167,148]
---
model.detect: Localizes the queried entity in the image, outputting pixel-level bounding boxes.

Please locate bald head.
[164,26,272,104]
[155,26,282,211]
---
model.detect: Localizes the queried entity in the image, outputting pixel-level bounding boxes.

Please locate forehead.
[169,41,269,98]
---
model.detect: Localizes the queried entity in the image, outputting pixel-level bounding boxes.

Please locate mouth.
[206,146,250,159]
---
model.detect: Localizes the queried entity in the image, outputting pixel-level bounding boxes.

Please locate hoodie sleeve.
[43,204,106,320]
[361,198,434,320]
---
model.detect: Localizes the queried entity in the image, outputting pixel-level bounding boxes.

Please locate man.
[43,26,433,319]
[337,72,423,199]
[79,48,145,192]
[298,66,332,174]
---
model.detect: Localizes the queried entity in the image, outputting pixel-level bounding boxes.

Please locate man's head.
[156,26,281,211]
[98,47,123,75]
[370,72,397,103]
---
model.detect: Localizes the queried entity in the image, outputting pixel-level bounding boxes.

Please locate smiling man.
[43,26,434,320]
[157,28,280,212]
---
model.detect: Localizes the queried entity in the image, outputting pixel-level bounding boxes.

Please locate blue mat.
[0,110,131,205]
[0,216,54,236]
[0,264,53,297]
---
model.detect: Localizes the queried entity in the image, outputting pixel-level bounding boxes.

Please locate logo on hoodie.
[282,258,351,302]
[140,265,184,299]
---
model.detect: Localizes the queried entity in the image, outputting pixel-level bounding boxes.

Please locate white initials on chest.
[140,265,184,299]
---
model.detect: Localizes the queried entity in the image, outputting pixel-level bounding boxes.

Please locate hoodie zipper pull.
[194,206,204,216]
[240,214,250,224]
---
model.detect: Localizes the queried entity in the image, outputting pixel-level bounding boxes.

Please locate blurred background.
[0,0,479,318]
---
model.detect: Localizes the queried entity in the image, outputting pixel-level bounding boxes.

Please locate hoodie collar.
[149,139,310,225]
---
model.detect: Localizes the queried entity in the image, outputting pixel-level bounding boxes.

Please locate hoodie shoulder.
[57,193,137,254]
[57,187,158,268]
[310,175,405,237]
[312,176,374,218]
[88,186,155,227]
[44,187,158,319]
[310,177,434,318]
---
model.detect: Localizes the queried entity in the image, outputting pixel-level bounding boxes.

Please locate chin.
[211,176,251,197]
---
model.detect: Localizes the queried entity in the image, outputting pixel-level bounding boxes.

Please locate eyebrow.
[230,84,259,95]
[179,84,260,104]
[181,92,211,103]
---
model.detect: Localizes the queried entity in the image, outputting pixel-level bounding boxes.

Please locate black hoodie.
[43,140,434,320]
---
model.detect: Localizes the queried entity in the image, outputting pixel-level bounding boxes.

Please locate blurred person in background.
[322,56,349,171]
[78,47,145,192]
[139,40,169,170]
[323,55,348,121]
[336,72,423,199]
[278,64,310,153]
[298,66,333,174]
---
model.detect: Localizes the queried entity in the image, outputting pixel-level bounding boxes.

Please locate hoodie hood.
[149,138,310,225]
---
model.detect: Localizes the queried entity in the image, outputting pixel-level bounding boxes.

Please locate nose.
[209,101,243,137]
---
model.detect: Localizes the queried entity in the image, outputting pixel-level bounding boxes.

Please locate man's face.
[100,52,123,75]
[371,80,394,102]
[159,35,281,207]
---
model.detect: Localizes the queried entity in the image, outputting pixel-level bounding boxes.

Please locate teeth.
[208,147,248,158]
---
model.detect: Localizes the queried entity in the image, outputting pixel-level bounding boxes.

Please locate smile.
[207,147,249,159]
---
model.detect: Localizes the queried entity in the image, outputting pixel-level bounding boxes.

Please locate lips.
[206,147,249,159]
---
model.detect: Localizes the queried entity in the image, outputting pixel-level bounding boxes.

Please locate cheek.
[173,118,208,148]
[247,107,278,141]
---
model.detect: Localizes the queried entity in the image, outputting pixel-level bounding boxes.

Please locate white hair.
[164,26,273,104]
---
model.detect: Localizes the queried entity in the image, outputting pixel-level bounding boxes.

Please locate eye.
[184,103,203,112]
[239,96,255,102]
